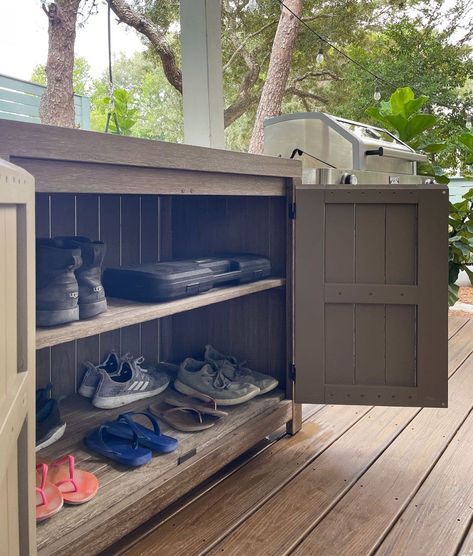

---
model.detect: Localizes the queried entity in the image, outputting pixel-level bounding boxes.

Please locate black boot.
[36,238,82,327]
[56,236,107,319]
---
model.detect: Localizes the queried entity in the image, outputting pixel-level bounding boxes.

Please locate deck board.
[117,317,473,556]
[375,411,473,556]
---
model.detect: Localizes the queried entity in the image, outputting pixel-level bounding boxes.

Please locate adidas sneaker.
[92,358,170,409]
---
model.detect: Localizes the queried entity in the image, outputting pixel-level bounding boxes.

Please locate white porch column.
[180,0,225,149]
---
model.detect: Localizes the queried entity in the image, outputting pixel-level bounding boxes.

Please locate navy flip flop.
[105,411,178,454]
[84,424,152,467]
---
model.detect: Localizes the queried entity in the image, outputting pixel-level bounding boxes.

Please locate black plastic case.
[102,254,271,302]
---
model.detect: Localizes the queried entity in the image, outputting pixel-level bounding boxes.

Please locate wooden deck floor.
[108,316,473,556]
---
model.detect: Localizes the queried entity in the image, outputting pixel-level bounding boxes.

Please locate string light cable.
[243,0,471,123]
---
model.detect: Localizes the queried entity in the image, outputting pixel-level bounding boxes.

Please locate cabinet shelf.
[36,278,286,350]
[36,389,291,555]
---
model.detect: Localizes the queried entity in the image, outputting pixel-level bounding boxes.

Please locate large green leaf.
[383,114,408,137]
[459,132,473,151]
[422,143,447,153]
[365,107,394,131]
[389,87,415,116]
[448,284,459,306]
[403,114,437,141]
[404,96,429,118]
[435,174,450,184]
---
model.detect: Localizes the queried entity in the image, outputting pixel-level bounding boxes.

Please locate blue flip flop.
[105,411,178,454]
[84,424,152,467]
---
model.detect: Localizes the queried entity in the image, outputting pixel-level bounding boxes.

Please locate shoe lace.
[122,353,149,374]
[206,361,234,390]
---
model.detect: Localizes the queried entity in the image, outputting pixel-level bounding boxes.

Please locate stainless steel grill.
[264,112,430,186]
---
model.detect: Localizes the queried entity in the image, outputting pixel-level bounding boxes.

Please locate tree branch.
[293,70,341,82]
[285,86,328,104]
[108,0,182,93]
[223,20,277,72]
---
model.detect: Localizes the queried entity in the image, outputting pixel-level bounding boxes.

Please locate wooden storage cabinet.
[0,121,300,555]
[0,120,449,555]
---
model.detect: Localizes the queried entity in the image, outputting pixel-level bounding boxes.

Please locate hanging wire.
[105,0,120,134]
[277,0,402,91]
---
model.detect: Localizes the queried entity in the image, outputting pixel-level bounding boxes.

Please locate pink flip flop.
[47,455,99,505]
[36,463,63,522]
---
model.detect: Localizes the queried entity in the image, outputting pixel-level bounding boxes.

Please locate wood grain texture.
[458,526,473,556]
[208,404,420,556]
[0,120,301,177]
[290,350,473,556]
[122,404,372,556]
[36,392,290,555]
[376,410,473,556]
[15,159,286,197]
[36,280,285,349]
[448,315,469,339]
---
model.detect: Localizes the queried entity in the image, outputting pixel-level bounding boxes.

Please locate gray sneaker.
[78,351,120,398]
[92,358,170,409]
[174,358,260,406]
[204,345,279,395]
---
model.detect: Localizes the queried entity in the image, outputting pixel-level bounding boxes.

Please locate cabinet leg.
[286,403,302,435]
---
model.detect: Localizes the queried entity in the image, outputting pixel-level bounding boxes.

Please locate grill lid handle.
[365,146,428,163]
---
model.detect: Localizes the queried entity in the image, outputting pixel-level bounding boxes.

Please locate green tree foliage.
[321,15,473,170]
[89,52,183,141]
[449,190,473,305]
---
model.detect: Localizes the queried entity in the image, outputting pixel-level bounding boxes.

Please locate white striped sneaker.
[92,358,170,409]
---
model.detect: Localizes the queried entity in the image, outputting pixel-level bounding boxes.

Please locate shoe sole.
[92,382,170,409]
[37,307,79,327]
[78,384,96,398]
[174,380,260,406]
[257,381,279,395]
[79,299,108,319]
[36,422,66,452]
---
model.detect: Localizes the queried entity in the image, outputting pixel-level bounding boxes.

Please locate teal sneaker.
[174,358,260,406]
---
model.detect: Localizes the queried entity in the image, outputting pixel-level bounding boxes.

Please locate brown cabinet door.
[294,184,448,407]
[0,159,36,554]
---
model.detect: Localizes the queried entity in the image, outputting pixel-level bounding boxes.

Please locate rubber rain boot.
[56,236,108,319]
[36,238,82,327]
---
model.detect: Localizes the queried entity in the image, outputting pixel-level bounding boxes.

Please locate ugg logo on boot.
[69,292,79,298]
[93,286,103,292]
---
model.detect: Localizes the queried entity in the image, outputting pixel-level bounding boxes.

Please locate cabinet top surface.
[0,120,301,179]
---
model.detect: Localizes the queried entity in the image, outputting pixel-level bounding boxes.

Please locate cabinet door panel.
[295,184,448,407]
[0,159,36,555]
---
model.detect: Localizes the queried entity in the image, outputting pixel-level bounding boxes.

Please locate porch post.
[180,0,225,149]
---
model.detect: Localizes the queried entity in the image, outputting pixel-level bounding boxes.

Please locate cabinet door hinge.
[289,364,296,382]
[288,203,296,220]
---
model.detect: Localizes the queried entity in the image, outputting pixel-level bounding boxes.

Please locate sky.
[0,0,145,81]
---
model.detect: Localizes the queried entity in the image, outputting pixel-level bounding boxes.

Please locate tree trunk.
[248,0,303,154]
[40,1,81,127]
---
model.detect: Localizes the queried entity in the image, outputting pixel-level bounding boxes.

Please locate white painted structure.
[180,0,225,149]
